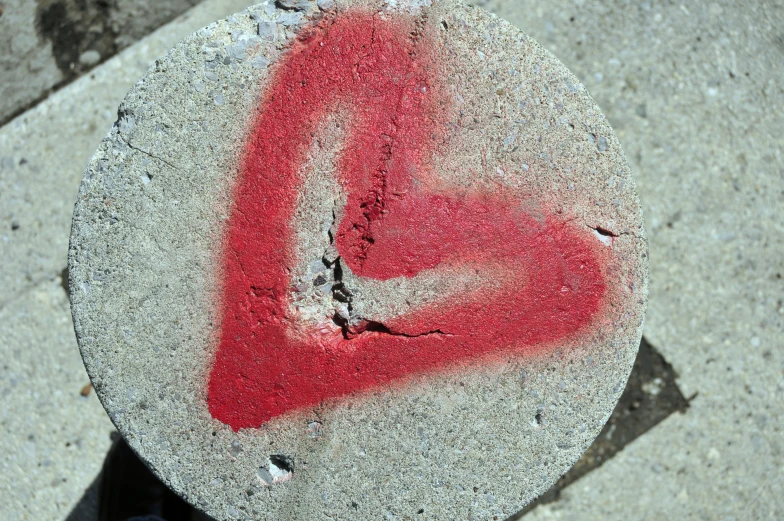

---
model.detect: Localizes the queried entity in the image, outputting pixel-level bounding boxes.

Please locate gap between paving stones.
[0,0,210,127]
[0,0,260,310]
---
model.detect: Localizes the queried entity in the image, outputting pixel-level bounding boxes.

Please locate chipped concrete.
[68,0,645,519]
[3,0,779,519]
[483,0,784,518]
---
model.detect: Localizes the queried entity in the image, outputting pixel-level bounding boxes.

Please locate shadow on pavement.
[65,433,215,521]
[509,336,692,519]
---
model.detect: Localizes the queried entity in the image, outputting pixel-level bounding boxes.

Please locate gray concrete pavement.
[489,0,784,518]
[0,0,202,126]
[1,0,258,304]
[0,0,782,519]
[0,1,261,519]
[0,276,109,519]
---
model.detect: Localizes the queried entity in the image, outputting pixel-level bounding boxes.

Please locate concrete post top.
[68,0,647,519]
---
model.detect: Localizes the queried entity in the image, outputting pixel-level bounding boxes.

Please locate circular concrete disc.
[69,0,647,519]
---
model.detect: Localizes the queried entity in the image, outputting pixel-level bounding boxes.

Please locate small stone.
[79,383,92,396]
[79,50,101,66]
[307,420,323,437]
[258,21,277,40]
[309,259,327,275]
[252,56,270,69]
[277,0,311,10]
[229,42,247,61]
[317,0,335,10]
[257,466,273,485]
[335,304,350,322]
[228,442,242,459]
[641,377,663,396]
[278,11,304,26]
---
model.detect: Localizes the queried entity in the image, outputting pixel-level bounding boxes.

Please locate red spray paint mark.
[207,12,607,430]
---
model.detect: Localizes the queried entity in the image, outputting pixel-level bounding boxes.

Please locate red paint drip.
[207,12,607,430]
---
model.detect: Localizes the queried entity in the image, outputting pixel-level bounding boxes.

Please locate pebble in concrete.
[68,0,647,519]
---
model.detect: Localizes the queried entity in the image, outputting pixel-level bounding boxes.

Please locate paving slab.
[0,2,275,520]
[482,0,784,518]
[0,0,261,309]
[0,276,111,520]
[0,0,205,126]
[68,0,646,519]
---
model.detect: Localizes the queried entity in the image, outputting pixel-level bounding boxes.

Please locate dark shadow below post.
[507,336,692,519]
[65,434,215,521]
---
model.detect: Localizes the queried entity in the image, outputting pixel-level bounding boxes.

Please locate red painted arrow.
[207,11,607,431]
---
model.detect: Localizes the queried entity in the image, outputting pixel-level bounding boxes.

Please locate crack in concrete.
[119,136,182,173]
[591,225,619,238]
[323,200,451,341]
[343,9,431,270]
[587,223,646,242]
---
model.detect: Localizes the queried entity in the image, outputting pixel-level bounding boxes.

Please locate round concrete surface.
[68,0,647,519]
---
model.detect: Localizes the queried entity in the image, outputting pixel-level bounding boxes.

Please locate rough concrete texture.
[0,0,259,305]
[0,1,267,520]
[0,0,62,126]
[3,0,780,519]
[0,0,203,126]
[483,0,784,519]
[68,0,646,519]
[0,276,109,519]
